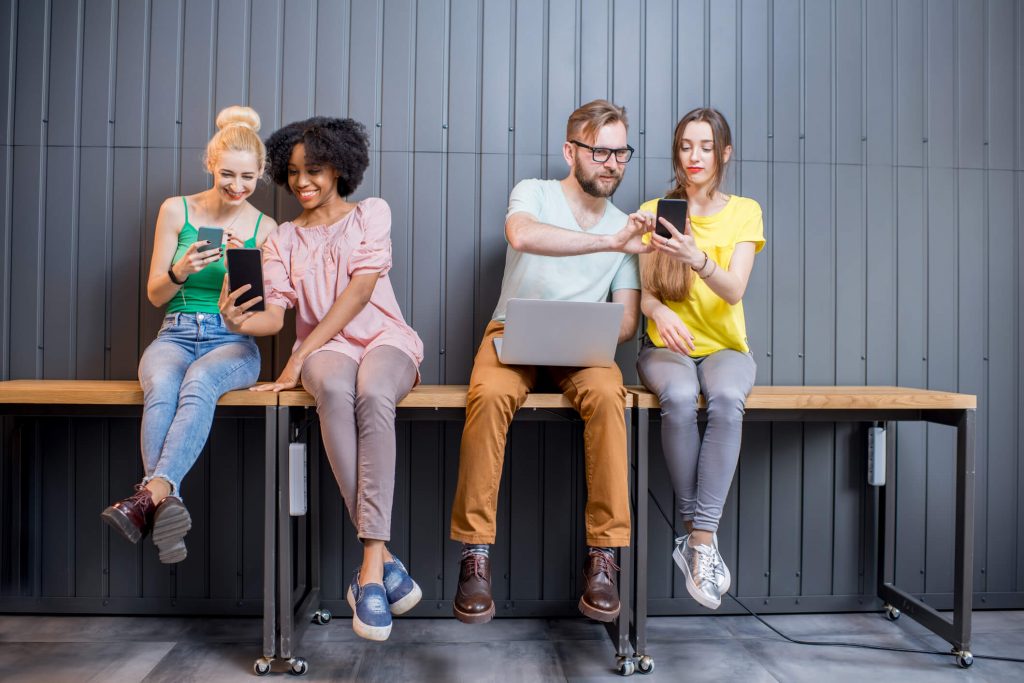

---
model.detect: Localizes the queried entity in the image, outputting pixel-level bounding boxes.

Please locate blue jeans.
[137,313,260,496]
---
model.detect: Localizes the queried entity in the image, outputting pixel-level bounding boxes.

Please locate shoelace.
[463,553,488,579]
[587,549,620,579]
[693,544,717,583]
[678,536,725,575]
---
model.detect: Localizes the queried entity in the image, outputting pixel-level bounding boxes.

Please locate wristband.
[696,251,709,274]
[168,264,187,285]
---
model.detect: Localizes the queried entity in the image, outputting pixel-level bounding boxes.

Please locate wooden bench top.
[629,385,976,411]
[0,380,277,406]
[0,381,974,412]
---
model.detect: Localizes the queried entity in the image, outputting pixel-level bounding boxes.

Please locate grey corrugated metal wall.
[1,0,1021,615]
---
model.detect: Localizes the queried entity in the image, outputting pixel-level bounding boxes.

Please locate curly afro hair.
[264,117,370,197]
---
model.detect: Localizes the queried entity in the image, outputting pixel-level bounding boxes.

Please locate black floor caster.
[954,650,974,668]
[616,656,636,676]
[312,609,332,625]
[288,657,308,676]
[253,658,272,676]
[636,655,654,674]
[883,604,900,621]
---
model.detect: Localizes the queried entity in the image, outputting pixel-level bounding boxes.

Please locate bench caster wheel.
[954,650,973,668]
[883,604,900,621]
[253,658,272,676]
[288,657,308,676]
[616,656,635,676]
[636,655,654,674]
[312,609,331,625]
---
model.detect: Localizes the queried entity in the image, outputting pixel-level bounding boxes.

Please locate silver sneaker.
[712,532,730,595]
[673,535,721,609]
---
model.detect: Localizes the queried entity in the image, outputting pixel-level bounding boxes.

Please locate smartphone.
[196,226,224,256]
[226,248,265,312]
[655,198,688,239]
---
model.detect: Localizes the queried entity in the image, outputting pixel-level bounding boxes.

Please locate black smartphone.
[655,198,688,239]
[226,248,265,312]
[196,226,224,255]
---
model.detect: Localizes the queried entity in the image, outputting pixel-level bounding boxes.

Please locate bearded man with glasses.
[449,99,655,625]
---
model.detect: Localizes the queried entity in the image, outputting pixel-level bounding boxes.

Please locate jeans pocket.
[158,315,178,334]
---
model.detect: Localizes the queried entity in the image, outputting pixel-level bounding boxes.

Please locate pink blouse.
[261,197,424,376]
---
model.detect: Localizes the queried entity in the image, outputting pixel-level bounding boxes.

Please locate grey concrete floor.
[0,610,1022,682]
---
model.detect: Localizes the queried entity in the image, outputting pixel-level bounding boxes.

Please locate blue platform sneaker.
[346,572,392,641]
[382,555,422,615]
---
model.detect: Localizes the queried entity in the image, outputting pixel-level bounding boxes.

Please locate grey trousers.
[637,343,756,533]
[301,346,417,541]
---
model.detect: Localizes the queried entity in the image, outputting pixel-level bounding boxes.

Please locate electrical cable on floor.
[724,592,1024,664]
[647,486,1024,664]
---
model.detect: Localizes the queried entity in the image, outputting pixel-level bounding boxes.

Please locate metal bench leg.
[633,406,652,674]
[255,406,278,676]
[877,412,975,669]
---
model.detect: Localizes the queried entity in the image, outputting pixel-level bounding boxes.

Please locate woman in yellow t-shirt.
[637,108,765,610]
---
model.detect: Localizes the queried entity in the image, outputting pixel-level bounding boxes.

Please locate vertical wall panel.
[957,168,989,588]
[0,0,16,146]
[957,0,985,169]
[895,0,924,168]
[41,146,76,378]
[213,0,249,114]
[12,0,46,146]
[46,0,83,147]
[988,0,1016,171]
[834,0,862,165]
[281,0,316,125]
[180,0,216,149]
[79,0,115,147]
[986,171,1018,591]
[313,0,348,118]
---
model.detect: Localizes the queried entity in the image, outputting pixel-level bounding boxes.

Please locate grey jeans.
[637,342,756,533]
[301,346,417,541]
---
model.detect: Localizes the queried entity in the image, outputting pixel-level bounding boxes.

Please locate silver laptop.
[493,298,624,367]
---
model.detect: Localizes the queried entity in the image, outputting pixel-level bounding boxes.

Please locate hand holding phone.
[196,226,224,256]
[655,198,688,239]
[226,248,265,312]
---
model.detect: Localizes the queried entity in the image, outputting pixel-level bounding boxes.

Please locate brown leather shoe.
[100,486,156,544]
[579,548,620,622]
[453,552,495,624]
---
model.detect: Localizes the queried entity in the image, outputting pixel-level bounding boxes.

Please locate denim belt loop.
[174,312,181,325]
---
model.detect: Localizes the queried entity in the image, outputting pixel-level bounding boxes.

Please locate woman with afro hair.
[220,116,423,641]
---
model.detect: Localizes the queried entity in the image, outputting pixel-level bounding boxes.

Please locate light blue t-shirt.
[491,178,640,322]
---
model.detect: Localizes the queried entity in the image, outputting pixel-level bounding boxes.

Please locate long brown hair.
[641,108,733,303]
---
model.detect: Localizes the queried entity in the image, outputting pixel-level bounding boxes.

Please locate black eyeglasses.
[570,139,635,164]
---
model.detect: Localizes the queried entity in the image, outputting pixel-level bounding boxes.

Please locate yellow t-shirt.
[641,195,765,357]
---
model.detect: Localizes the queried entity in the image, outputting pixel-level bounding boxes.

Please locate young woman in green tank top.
[100,106,278,563]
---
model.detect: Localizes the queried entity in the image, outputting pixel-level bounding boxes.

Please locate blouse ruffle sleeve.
[348,198,393,277]
[260,231,297,310]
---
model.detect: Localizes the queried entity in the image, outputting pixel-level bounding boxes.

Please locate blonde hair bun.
[215,105,261,133]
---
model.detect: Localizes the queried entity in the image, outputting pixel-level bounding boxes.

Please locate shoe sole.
[100,506,143,544]
[673,545,721,610]
[152,501,191,564]
[578,596,620,622]
[345,587,393,641]
[453,600,495,624]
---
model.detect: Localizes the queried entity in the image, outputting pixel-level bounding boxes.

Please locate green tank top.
[166,197,262,313]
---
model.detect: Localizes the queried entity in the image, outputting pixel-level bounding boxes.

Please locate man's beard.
[575,160,623,198]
